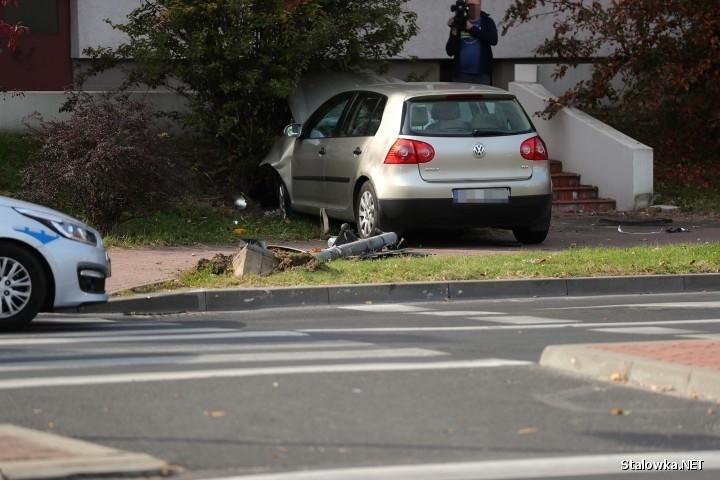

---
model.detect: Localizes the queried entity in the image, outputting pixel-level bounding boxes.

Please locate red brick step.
[549,160,616,214]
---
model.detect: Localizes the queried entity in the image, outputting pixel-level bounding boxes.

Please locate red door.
[0,0,72,91]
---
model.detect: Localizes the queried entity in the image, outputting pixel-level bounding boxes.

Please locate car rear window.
[403,97,534,137]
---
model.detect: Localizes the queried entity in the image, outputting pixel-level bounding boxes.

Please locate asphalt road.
[2,291,720,479]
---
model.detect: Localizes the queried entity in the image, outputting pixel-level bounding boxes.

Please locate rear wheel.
[512,226,549,245]
[356,181,379,239]
[0,243,47,331]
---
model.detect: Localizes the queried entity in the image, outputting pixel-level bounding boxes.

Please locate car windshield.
[404,97,534,137]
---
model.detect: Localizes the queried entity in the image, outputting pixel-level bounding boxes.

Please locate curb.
[540,342,720,403]
[79,273,720,315]
[0,424,169,480]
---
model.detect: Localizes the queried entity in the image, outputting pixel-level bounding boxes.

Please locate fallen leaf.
[517,427,538,435]
[33,408,43,415]
[610,372,627,382]
[689,259,696,265]
[203,410,226,418]
[271,446,288,459]
[610,408,626,416]
[233,227,247,235]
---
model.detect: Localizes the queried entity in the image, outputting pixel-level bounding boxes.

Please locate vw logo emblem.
[472,143,486,158]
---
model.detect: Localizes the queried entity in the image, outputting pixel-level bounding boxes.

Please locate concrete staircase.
[550,160,617,214]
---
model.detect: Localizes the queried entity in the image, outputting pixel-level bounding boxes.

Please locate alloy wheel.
[0,256,32,319]
[357,189,376,238]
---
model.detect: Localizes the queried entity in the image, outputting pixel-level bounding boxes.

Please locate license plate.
[453,188,509,204]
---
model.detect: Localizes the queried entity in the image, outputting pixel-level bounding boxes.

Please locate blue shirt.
[457,21,483,74]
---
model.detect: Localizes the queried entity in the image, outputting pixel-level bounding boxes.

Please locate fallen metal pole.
[313,232,399,261]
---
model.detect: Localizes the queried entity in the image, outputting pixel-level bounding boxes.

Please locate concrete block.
[233,244,279,277]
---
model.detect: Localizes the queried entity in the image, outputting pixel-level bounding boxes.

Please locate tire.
[356,181,380,239]
[276,176,291,220]
[512,226,549,245]
[0,243,47,331]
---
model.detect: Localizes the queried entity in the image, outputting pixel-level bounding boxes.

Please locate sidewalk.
[0,424,169,479]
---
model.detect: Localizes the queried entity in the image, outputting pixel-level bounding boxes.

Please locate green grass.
[654,180,720,214]
[103,198,322,248]
[0,133,37,194]
[125,243,720,296]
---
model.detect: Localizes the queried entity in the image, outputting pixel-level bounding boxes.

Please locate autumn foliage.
[503,0,720,190]
[0,0,28,53]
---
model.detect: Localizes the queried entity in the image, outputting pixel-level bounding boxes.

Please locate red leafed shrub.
[21,93,185,232]
[503,0,720,190]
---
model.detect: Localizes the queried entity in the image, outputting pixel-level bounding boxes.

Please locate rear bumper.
[378,194,553,231]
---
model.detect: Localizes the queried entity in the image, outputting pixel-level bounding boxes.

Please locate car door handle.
[353,147,362,155]
[318,147,326,156]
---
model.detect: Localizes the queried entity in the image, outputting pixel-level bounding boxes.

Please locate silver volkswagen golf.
[261,76,552,244]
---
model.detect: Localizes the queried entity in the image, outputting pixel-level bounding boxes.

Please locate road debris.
[195,227,412,277]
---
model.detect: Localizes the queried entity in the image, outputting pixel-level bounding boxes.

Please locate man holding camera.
[445,0,498,85]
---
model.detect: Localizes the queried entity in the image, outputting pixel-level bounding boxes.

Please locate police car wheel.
[0,242,47,330]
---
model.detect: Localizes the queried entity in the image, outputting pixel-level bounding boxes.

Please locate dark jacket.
[445,11,498,77]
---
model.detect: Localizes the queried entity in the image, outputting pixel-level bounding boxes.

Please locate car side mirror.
[284,123,301,137]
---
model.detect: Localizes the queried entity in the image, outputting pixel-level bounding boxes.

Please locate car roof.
[352,81,511,98]
[288,72,511,123]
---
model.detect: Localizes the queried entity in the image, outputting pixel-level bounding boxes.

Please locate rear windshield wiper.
[471,129,507,136]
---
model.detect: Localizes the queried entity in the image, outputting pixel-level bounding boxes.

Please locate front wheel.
[276,176,291,220]
[0,243,47,331]
[356,181,380,239]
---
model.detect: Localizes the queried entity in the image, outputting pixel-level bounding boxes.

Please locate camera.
[450,0,470,29]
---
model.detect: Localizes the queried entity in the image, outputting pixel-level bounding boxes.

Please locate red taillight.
[384,139,435,164]
[520,136,549,161]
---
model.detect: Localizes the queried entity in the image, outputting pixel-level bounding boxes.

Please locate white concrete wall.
[511,66,654,211]
[71,0,139,58]
[0,91,189,133]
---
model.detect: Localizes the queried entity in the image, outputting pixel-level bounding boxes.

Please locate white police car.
[0,195,110,330]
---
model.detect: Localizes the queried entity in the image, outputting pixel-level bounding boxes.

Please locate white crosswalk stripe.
[0,321,529,390]
[339,305,581,325]
[331,303,720,337]
[590,326,699,335]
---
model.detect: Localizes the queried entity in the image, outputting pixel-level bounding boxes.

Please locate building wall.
[69,0,567,90]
